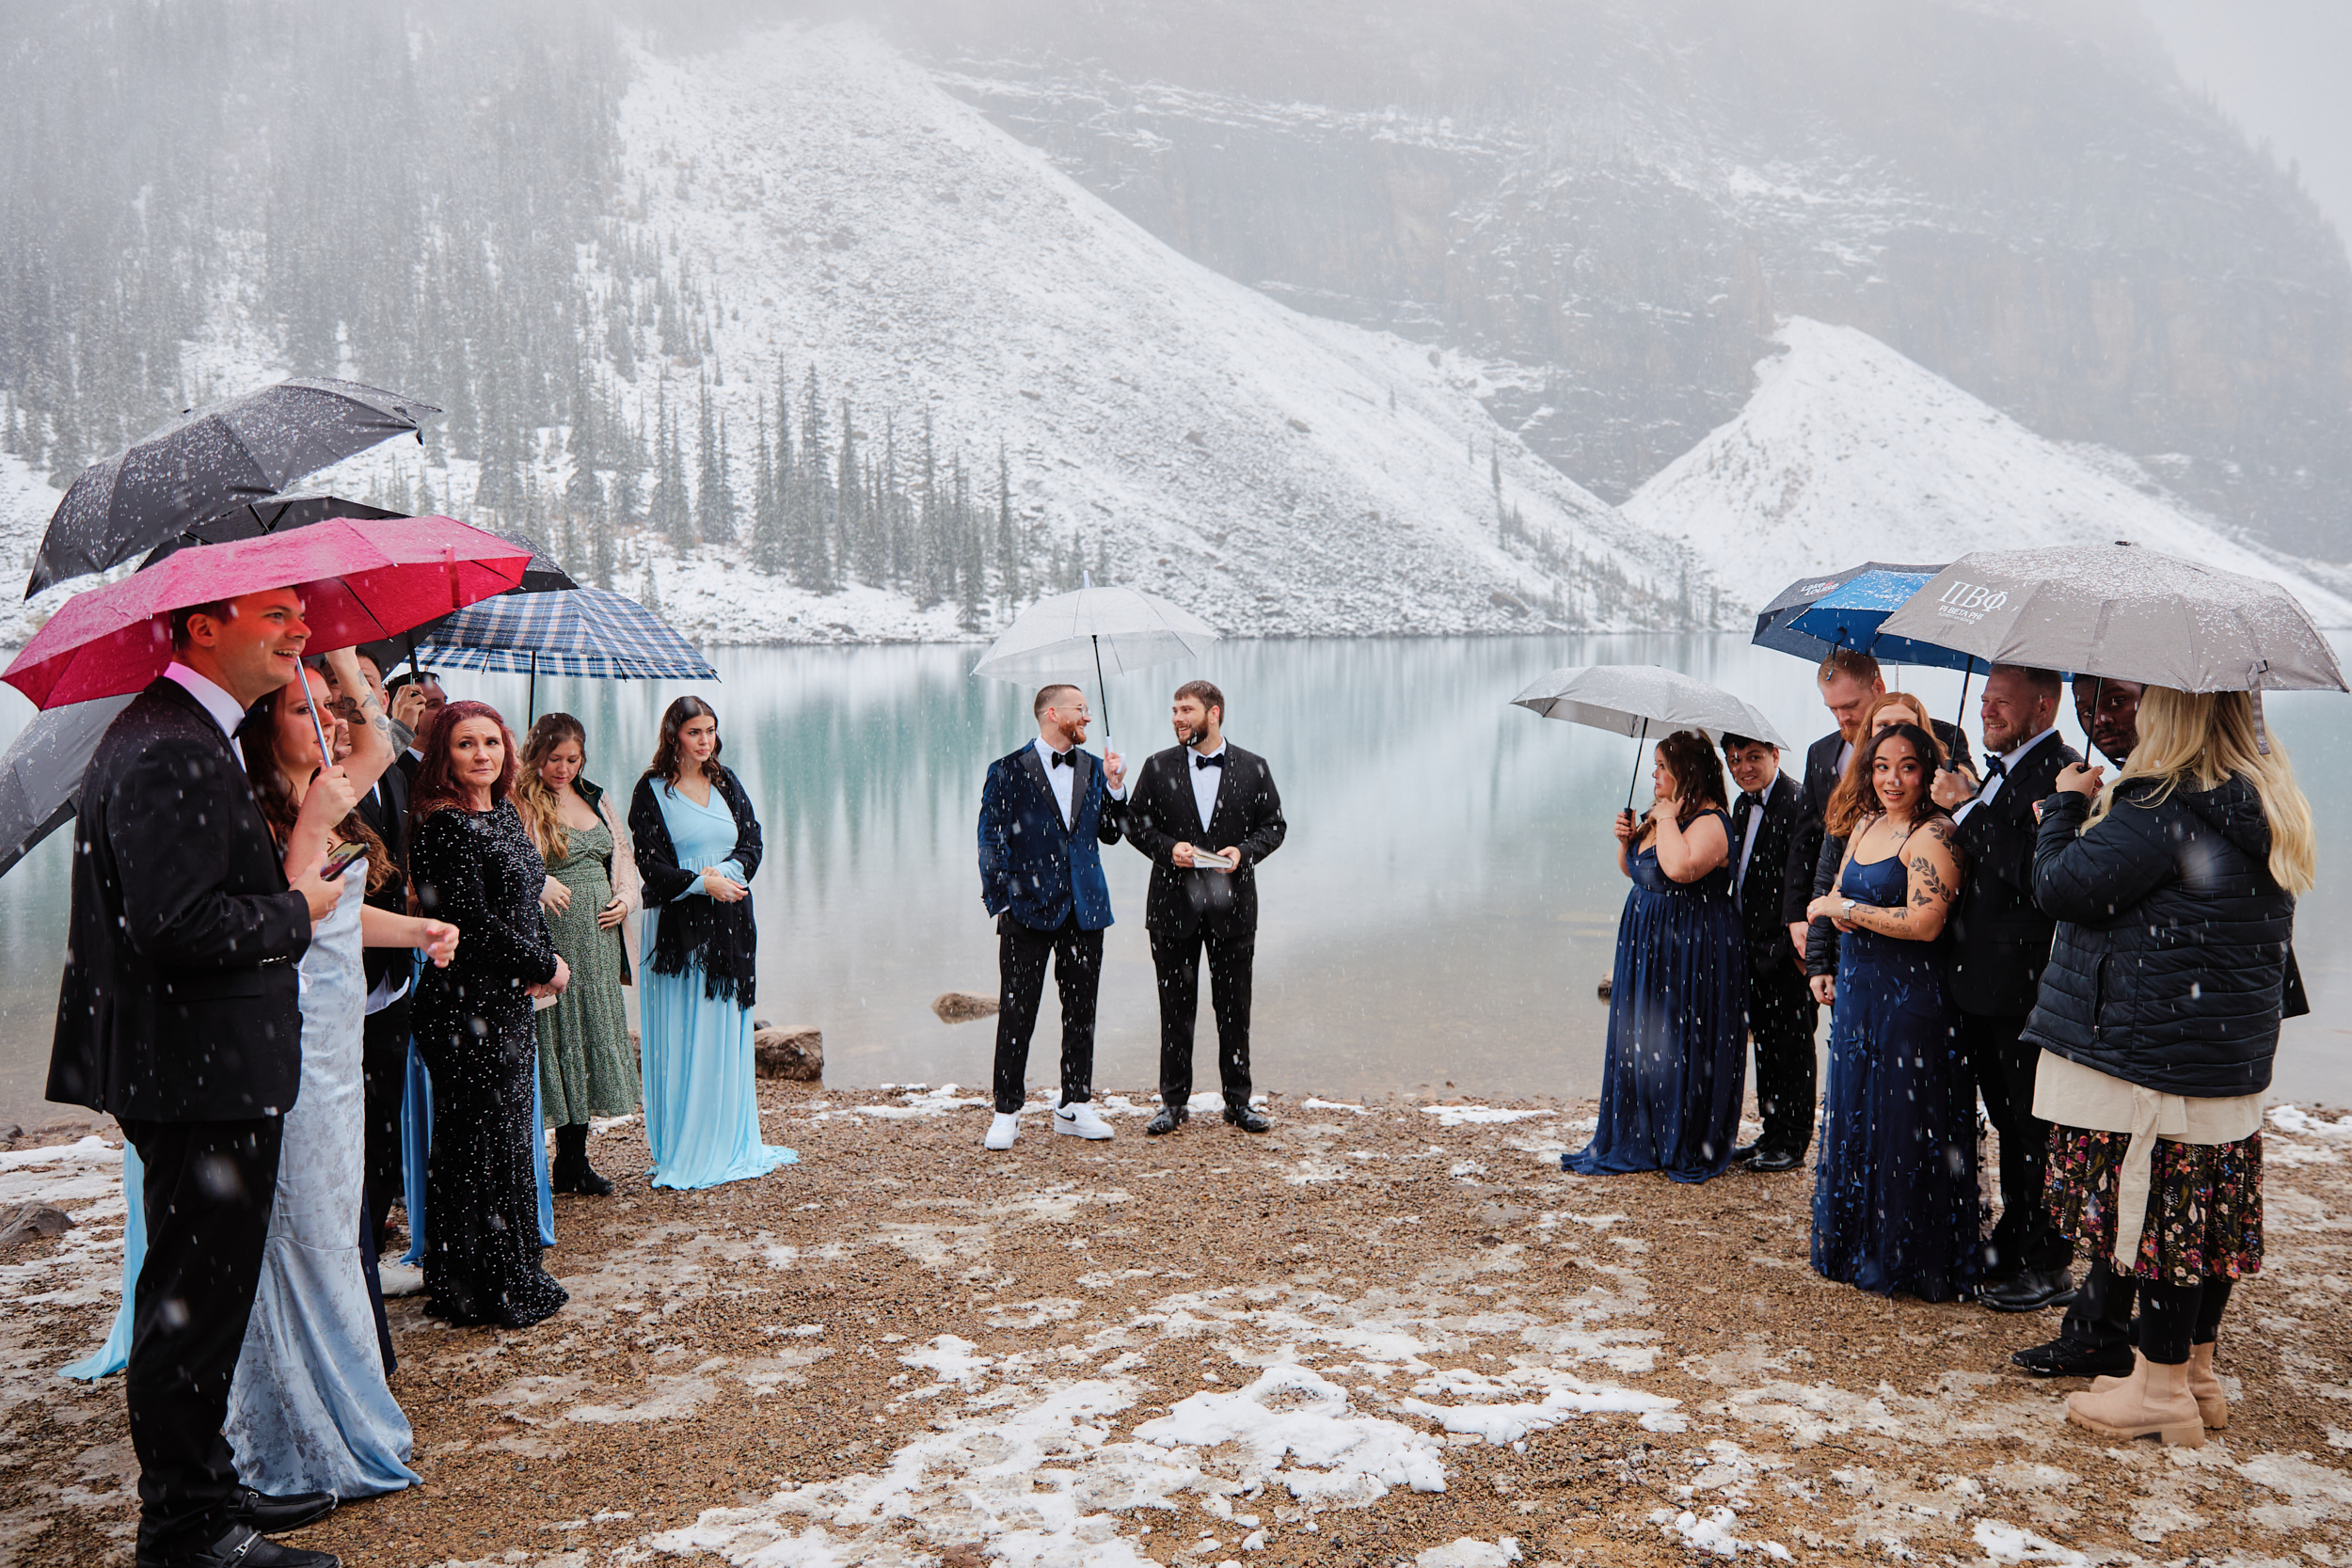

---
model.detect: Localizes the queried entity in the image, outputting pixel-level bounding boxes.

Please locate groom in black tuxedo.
[1121,680,1288,1134]
[1721,734,1817,1171]
[49,588,348,1568]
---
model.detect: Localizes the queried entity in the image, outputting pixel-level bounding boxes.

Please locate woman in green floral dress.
[518,713,643,1195]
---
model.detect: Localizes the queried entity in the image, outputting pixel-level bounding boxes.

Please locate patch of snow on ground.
[1971,1519,2089,1565]
[1412,1538,1521,1567]
[2270,1103,2352,1139]
[1137,1364,1448,1501]
[1419,1105,1549,1128]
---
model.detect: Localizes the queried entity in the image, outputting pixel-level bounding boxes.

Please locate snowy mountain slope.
[577,23,1714,641]
[1624,319,2352,626]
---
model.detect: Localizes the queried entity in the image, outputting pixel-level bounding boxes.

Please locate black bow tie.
[1195,752,1224,770]
[233,705,267,739]
[1742,791,1764,808]
[1050,749,1074,769]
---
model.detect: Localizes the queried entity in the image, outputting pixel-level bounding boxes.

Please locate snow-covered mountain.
[1624,319,2352,626]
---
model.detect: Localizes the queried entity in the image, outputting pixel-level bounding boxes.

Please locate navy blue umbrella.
[1751,562,1970,671]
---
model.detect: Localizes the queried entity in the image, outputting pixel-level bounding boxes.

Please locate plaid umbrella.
[415,587,715,715]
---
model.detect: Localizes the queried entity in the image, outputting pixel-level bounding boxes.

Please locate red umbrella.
[3,515,534,710]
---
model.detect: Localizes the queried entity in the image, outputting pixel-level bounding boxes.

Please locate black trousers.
[2057,1256,2137,1354]
[118,1115,284,1565]
[1149,916,1257,1108]
[361,990,411,1242]
[1747,964,1819,1157]
[993,912,1103,1115]
[1963,1008,2071,1275]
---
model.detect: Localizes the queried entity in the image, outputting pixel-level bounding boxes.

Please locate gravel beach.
[4,1082,2350,1566]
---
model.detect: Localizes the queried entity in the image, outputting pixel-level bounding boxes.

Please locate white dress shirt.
[163,661,249,770]
[1187,742,1227,836]
[1033,736,1081,828]
[1734,789,1769,898]
[1954,723,2062,823]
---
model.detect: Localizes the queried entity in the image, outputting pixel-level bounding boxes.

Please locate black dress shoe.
[1223,1103,1271,1133]
[2010,1336,2135,1379]
[175,1523,342,1567]
[1145,1104,1189,1136]
[1729,1142,1763,1164]
[1980,1265,2077,1313]
[1746,1148,1803,1173]
[229,1487,337,1533]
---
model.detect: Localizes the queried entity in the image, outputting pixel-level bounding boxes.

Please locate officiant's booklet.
[1193,850,1234,872]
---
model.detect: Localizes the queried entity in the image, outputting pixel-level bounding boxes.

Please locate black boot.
[551,1122,613,1196]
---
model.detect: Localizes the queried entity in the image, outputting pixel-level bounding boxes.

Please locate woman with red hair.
[409,701,572,1329]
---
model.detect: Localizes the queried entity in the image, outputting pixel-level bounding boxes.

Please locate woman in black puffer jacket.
[2021,686,2314,1449]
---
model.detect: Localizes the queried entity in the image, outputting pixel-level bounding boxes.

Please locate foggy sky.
[2144,0,2352,243]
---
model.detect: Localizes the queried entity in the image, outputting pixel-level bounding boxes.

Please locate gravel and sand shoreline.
[4,1081,2350,1566]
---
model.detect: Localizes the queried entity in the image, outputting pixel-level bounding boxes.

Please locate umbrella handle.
[1949,663,1973,769]
[1091,632,1112,765]
[1627,717,1647,812]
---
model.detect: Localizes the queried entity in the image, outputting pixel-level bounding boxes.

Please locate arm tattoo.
[1910,850,1955,909]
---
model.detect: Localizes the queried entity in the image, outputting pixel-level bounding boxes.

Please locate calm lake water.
[4,634,2348,1127]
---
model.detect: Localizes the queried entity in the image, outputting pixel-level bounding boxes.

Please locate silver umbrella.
[1875,543,2346,694]
[969,584,1220,753]
[1511,663,1788,807]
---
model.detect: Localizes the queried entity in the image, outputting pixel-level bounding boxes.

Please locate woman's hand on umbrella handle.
[299,764,359,830]
[1613,809,1639,846]
[596,895,628,930]
[542,876,572,914]
[2056,762,2105,798]
[1809,974,1835,1006]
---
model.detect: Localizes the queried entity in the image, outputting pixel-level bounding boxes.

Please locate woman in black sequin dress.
[409,701,572,1329]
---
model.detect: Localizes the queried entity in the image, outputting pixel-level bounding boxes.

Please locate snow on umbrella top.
[1874,543,2347,693]
[1511,664,1789,750]
[3,515,532,710]
[968,586,1221,685]
[25,377,440,598]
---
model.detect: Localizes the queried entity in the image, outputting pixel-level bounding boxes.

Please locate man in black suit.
[50,588,350,1568]
[1931,663,2081,1312]
[1780,649,1973,965]
[1121,680,1289,1135]
[1721,734,1816,1171]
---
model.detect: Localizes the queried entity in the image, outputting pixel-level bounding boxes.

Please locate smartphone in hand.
[319,840,370,881]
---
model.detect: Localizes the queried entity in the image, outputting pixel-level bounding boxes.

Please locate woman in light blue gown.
[627,696,795,1190]
[218,655,458,1497]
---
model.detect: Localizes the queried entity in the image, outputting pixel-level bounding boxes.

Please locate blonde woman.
[517,713,643,1196]
[2024,688,2313,1448]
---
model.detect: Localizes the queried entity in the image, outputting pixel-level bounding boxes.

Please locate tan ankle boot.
[2187,1341,2229,1431]
[2067,1354,2205,1448]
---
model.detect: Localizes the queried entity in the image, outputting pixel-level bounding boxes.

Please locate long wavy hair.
[1825,691,1947,838]
[2088,687,2315,895]
[1832,722,1947,837]
[410,700,521,823]
[1648,728,1729,827]
[238,673,393,893]
[646,695,724,788]
[516,712,589,862]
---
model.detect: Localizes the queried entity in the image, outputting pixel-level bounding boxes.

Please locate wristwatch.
[1840,898,1856,919]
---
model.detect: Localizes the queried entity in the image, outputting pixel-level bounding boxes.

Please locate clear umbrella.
[969,584,1221,754]
[1511,663,1788,808]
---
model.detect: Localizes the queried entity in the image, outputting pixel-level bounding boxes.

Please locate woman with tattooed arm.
[1804,722,1983,1303]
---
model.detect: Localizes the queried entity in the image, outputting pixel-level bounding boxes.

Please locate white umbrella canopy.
[969,585,1221,684]
[970,586,1221,750]
[1511,663,1789,749]
[1874,543,2347,694]
[1513,663,1788,810]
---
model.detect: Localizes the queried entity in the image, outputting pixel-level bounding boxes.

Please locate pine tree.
[794,365,834,591]
[995,440,1020,608]
[956,453,984,631]
[914,412,942,610]
[751,395,783,574]
[704,412,739,544]
[639,559,663,615]
[840,399,882,585]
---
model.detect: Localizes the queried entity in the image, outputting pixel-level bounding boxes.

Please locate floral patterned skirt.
[2045,1126,2263,1287]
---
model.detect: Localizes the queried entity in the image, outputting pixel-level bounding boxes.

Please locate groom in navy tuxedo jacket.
[977,684,1127,1148]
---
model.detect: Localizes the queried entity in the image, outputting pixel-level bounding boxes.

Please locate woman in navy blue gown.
[1565,729,1746,1183]
[1804,721,1980,1301]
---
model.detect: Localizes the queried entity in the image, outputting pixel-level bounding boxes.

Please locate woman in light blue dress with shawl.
[628,697,795,1190]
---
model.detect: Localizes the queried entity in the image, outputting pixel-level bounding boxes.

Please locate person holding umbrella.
[1562,730,1746,1184]
[977,684,1128,1150]
[47,588,353,1568]
[2026,689,2313,1446]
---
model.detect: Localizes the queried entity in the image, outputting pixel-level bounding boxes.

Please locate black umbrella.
[0,695,135,880]
[24,377,439,598]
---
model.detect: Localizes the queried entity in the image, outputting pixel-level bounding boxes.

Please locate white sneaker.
[1054,1102,1114,1140]
[985,1112,1020,1151]
[377,1259,425,1298]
